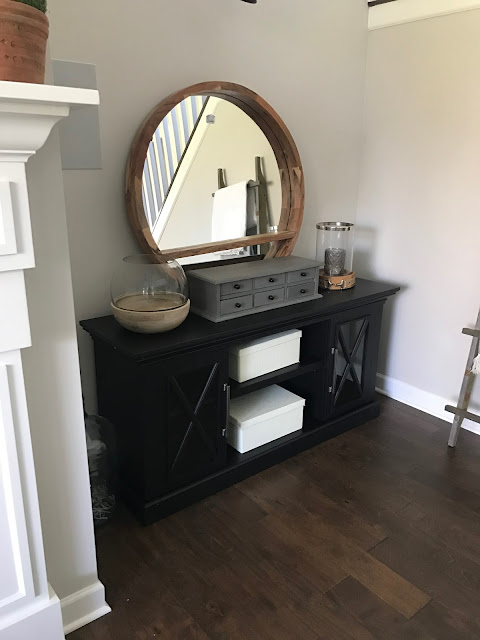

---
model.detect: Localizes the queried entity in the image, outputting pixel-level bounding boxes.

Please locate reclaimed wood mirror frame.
[125,81,304,262]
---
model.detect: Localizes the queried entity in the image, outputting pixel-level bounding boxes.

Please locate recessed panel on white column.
[0,364,34,616]
[0,271,31,353]
[0,181,17,256]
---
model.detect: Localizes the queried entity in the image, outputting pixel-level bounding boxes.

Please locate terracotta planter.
[0,0,49,84]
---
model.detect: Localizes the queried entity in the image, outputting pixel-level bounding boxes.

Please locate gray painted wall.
[357,9,480,427]
[47,0,369,411]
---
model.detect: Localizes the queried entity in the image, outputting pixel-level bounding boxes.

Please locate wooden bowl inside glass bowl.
[111,294,190,334]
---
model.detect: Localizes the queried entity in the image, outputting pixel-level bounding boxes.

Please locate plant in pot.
[0,0,49,84]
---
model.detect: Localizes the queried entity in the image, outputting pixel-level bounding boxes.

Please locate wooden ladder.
[447,308,480,447]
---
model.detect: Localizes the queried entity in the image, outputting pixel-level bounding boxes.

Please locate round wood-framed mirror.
[126,81,304,263]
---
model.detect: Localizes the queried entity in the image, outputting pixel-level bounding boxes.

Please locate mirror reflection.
[142,95,282,262]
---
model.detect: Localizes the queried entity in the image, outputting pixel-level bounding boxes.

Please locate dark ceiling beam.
[368,0,397,6]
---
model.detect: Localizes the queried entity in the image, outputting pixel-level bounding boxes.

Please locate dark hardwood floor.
[69,396,480,640]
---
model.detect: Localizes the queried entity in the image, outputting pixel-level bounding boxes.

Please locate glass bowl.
[111,255,190,333]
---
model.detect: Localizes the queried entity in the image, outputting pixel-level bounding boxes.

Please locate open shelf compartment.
[229,358,325,398]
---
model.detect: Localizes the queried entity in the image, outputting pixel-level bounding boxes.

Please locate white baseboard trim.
[369,0,480,30]
[376,373,480,436]
[61,580,111,636]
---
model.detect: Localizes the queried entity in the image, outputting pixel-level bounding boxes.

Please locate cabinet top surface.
[81,278,399,362]
[188,256,321,284]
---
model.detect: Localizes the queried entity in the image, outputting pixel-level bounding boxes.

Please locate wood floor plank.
[397,498,480,566]
[224,551,375,640]
[370,532,480,632]
[283,444,418,547]
[284,445,412,515]
[198,495,348,596]
[290,426,480,564]
[327,577,433,640]
[126,529,267,640]
[361,400,480,468]
[412,599,480,640]
[377,395,447,431]
[242,515,348,594]
[239,463,387,550]
[208,561,319,640]
[445,551,480,595]
[285,449,480,623]
[318,429,417,476]
[329,576,479,640]
[238,472,430,618]
[185,485,348,596]
[407,464,480,514]
[125,496,344,639]
[333,574,480,640]
[130,513,231,578]
[204,484,269,525]
[149,548,318,640]
[68,527,209,640]
[282,591,376,640]
[365,400,480,512]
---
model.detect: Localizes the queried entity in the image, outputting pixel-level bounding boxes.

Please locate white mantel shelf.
[0,82,100,166]
[0,80,99,109]
[0,80,107,640]
[0,82,100,274]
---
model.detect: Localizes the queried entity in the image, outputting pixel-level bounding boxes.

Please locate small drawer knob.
[301,272,307,277]
[300,289,307,294]
[269,277,275,283]
[235,303,242,308]
[268,295,275,301]
[234,284,241,290]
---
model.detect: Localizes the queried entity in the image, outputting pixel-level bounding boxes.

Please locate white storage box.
[228,385,305,453]
[229,329,302,383]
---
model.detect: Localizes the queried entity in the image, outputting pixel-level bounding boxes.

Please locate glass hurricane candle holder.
[316,222,356,290]
[111,255,190,333]
[316,222,355,275]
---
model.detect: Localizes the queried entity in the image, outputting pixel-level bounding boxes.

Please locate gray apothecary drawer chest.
[187,256,322,322]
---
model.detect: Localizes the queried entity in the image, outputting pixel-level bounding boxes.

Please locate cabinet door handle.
[234,284,241,290]
[269,277,276,283]
[301,272,307,277]
[235,303,242,308]
[224,383,231,436]
[331,348,338,394]
[300,289,307,294]
[268,295,275,301]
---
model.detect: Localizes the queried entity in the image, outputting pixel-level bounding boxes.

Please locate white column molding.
[0,359,37,615]
[369,0,480,30]
[0,81,101,640]
[0,82,97,273]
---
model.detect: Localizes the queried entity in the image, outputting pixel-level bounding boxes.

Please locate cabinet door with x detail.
[165,348,229,491]
[329,302,383,417]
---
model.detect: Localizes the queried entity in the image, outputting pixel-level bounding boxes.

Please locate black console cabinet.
[82,278,398,525]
